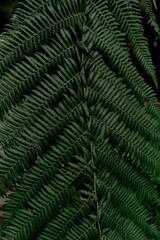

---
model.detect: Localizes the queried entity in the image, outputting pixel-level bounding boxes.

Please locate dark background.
[0,0,17,32]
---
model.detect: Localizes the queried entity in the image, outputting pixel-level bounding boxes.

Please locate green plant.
[0,0,160,239]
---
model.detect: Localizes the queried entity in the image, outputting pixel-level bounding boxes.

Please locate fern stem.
[91,141,102,239]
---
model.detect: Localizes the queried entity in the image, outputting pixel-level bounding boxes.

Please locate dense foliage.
[0,0,160,239]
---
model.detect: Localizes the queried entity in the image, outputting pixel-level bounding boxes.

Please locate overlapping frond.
[0,0,160,239]
[140,0,160,34]
[108,0,158,89]
[0,0,83,75]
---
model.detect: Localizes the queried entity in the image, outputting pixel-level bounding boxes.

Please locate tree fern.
[140,0,160,34]
[0,0,160,239]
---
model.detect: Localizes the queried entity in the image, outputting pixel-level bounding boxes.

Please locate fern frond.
[86,0,127,51]
[2,148,94,240]
[91,114,160,176]
[15,0,58,23]
[37,204,91,240]
[62,218,98,240]
[140,0,160,34]
[0,0,83,75]
[1,0,160,239]
[101,229,123,240]
[0,27,81,119]
[101,200,149,239]
[96,139,160,203]
[108,0,158,89]
[84,15,160,121]
[0,95,84,189]
[0,51,82,144]
[85,52,160,144]
[97,170,160,238]
[3,123,87,225]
